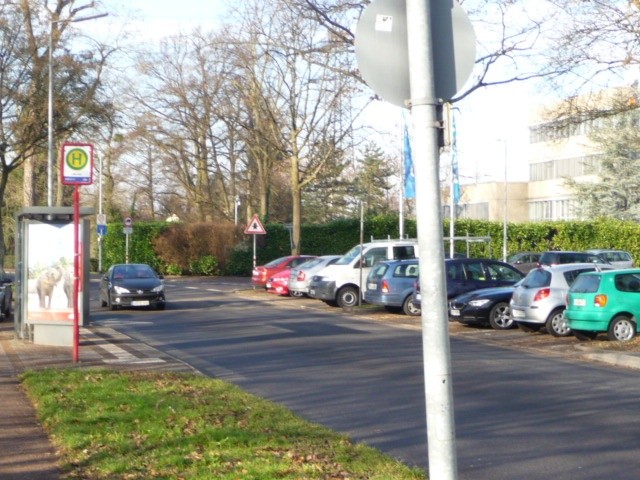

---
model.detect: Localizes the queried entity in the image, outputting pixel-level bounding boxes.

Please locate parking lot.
[236,286,640,366]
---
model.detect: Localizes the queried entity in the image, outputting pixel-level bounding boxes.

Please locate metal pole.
[503,141,508,262]
[98,152,103,272]
[406,0,458,479]
[47,22,54,207]
[47,13,109,208]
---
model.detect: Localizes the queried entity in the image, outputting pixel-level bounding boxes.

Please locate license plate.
[512,309,525,318]
[573,298,586,306]
[309,289,315,295]
[266,282,272,288]
[450,309,460,317]
[132,300,149,306]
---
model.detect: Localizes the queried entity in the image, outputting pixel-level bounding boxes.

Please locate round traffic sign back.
[124,217,132,227]
[354,0,476,106]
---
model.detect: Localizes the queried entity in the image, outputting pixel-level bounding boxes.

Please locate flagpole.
[400,118,405,239]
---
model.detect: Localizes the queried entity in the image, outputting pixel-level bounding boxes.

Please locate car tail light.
[533,288,551,302]
[382,279,390,293]
[297,271,306,281]
[595,294,608,307]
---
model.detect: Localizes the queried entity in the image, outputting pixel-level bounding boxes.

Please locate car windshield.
[113,265,156,280]
[335,245,362,266]
[264,257,287,268]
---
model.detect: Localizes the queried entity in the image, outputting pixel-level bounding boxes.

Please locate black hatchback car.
[99,263,166,310]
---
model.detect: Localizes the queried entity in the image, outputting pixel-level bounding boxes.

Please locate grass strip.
[21,369,427,480]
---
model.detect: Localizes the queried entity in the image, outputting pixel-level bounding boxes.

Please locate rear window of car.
[571,274,601,293]
[522,268,551,288]
[370,263,389,279]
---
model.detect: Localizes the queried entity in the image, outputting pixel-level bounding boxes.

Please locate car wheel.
[488,302,513,330]
[402,295,421,316]
[573,329,598,341]
[546,308,570,337]
[607,315,636,342]
[517,322,541,333]
[337,286,359,308]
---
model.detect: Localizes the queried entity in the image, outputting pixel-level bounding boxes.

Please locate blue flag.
[404,126,415,199]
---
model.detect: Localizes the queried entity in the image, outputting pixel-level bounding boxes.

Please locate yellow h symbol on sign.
[66,148,88,170]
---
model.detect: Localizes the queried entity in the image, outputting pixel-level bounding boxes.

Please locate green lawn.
[21,369,427,480]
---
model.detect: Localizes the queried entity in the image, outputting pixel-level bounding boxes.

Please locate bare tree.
[0,1,114,269]
[228,0,363,254]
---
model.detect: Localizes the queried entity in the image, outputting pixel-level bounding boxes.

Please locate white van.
[308,239,417,308]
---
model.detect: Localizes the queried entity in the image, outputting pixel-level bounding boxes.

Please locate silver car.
[288,255,341,297]
[584,249,634,268]
[510,263,614,337]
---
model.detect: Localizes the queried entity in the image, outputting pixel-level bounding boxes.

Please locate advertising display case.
[15,207,93,346]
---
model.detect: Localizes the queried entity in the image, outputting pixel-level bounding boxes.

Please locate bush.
[164,264,183,276]
[188,255,219,276]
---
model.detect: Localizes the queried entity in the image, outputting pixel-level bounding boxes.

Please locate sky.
[89,0,537,185]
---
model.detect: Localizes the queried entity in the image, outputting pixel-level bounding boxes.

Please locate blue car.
[363,259,420,316]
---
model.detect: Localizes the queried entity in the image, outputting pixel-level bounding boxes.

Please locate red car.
[251,255,316,288]
[266,268,295,296]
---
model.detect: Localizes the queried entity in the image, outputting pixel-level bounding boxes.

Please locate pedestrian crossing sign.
[244,214,266,235]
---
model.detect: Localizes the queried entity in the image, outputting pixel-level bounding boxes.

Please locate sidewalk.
[0,320,198,480]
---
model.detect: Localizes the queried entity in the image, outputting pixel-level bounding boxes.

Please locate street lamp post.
[47,12,108,207]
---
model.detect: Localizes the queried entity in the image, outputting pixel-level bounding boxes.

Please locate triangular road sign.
[244,214,267,235]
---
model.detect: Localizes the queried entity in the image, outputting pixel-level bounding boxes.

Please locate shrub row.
[93,215,640,276]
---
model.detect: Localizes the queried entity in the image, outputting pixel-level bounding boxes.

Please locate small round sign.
[124,217,132,227]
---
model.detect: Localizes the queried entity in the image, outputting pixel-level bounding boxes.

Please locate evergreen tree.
[566,109,640,221]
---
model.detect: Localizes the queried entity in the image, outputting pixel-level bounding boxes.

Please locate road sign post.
[244,214,267,270]
[60,142,94,363]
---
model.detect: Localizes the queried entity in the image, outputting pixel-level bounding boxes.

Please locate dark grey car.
[99,263,165,310]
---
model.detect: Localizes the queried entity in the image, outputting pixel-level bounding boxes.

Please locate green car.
[565,268,640,341]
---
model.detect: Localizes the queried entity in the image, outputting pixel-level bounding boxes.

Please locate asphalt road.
[90,277,640,480]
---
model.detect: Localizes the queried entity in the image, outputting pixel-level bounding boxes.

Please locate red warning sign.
[244,214,266,235]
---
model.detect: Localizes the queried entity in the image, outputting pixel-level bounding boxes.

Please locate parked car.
[266,257,319,296]
[309,239,417,308]
[363,259,421,316]
[566,268,640,341]
[251,255,316,288]
[537,251,602,267]
[413,258,525,308]
[99,263,165,310]
[584,249,634,268]
[288,255,341,297]
[265,268,295,296]
[449,282,520,330]
[507,252,541,274]
[510,263,614,337]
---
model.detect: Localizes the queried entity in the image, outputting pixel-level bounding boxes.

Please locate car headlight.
[114,285,130,294]
[152,284,164,293]
[468,299,491,307]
